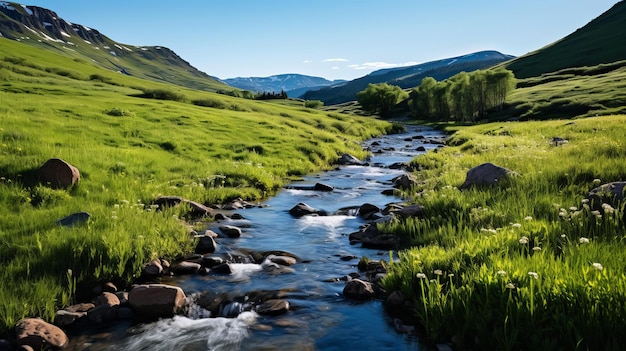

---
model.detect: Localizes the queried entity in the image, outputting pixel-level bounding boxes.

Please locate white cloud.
[332,66,340,70]
[302,60,313,63]
[322,58,349,62]
[349,61,420,70]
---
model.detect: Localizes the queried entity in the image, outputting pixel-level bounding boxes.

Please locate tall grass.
[383,116,626,350]
[0,38,394,336]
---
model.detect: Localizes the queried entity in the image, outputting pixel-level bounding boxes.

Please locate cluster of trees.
[356,68,516,121]
[356,83,407,117]
[256,90,288,100]
[409,68,516,121]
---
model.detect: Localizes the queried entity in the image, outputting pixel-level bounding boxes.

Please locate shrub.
[304,100,324,109]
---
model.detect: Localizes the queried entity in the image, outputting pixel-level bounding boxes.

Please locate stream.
[68,125,445,351]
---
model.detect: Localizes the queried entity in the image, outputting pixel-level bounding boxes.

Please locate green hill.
[505,1,626,79]
[0,1,230,92]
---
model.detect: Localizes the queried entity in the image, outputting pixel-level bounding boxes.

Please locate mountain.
[0,1,230,92]
[504,1,626,79]
[223,74,345,97]
[301,50,514,105]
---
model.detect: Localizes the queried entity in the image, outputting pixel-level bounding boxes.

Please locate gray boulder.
[587,181,626,210]
[56,211,91,227]
[289,202,326,217]
[338,153,362,165]
[460,162,516,189]
[343,279,375,300]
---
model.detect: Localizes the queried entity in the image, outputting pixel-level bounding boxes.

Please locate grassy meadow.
[0,38,395,335]
[382,117,626,350]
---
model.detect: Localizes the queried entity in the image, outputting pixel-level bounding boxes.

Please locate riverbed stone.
[358,203,380,219]
[338,153,362,165]
[128,284,186,318]
[219,225,242,238]
[143,258,163,276]
[153,196,212,217]
[459,162,517,189]
[392,204,424,219]
[171,261,201,275]
[267,254,297,266]
[256,299,290,316]
[392,173,418,190]
[194,234,217,254]
[343,279,375,300]
[289,202,326,217]
[15,318,69,349]
[54,309,87,328]
[38,158,80,189]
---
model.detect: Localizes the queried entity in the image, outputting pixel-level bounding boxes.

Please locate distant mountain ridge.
[0,1,229,91]
[301,50,515,105]
[223,74,345,97]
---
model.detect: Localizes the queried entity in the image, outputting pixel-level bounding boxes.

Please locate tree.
[357,83,408,117]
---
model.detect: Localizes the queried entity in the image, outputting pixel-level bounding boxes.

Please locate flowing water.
[69,125,445,351]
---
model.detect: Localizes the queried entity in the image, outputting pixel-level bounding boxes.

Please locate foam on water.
[110,312,257,351]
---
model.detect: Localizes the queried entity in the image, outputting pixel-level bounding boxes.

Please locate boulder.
[219,225,242,238]
[170,261,201,275]
[343,279,375,300]
[93,292,120,307]
[194,234,217,254]
[392,174,418,190]
[314,182,334,192]
[54,309,87,328]
[358,203,380,219]
[587,181,626,210]
[55,211,91,227]
[349,223,398,250]
[153,196,212,217]
[143,258,163,276]
[37,158,80,189]
[128,284,186,318]
[15,318,69,349]
[392,204,424,219]
[338,153,362,165]
[266,255,297,266]
[460,162,516,189]
[289,202,326,217]
[255,299,290,316]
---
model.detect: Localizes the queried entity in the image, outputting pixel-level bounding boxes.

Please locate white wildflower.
[524,216,533,221]
[512,223,522,228]
[505,283,515,289]
[416,273,426,279]
[528,272,538,279]
[601,203,615,214]
[519,236,529,245]
[592,178,602,185]
[497,270,507,276]
[569,206,578,212]
[532,246,542,251]
[581,198,589,204]
[433,269,443,276]
[592,262,603,271]
[579,237,590,244]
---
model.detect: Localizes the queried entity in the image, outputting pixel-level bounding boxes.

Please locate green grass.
[382,116,626,350]
[498,61,626,120]
[0,38,393,336]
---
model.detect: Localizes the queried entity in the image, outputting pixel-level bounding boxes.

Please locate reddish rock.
[128,284,186,318]
[37,158,80,189]
[15,318,69,349]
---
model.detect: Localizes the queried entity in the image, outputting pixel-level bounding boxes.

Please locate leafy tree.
[357,83,407,116]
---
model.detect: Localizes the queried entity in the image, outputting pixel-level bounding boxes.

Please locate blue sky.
[18,0,621,81]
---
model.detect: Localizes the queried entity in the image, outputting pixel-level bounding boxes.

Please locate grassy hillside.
[0,2,230,92]
[383,117,626,350]
[504,1,626,79]
[0,37,394,335]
